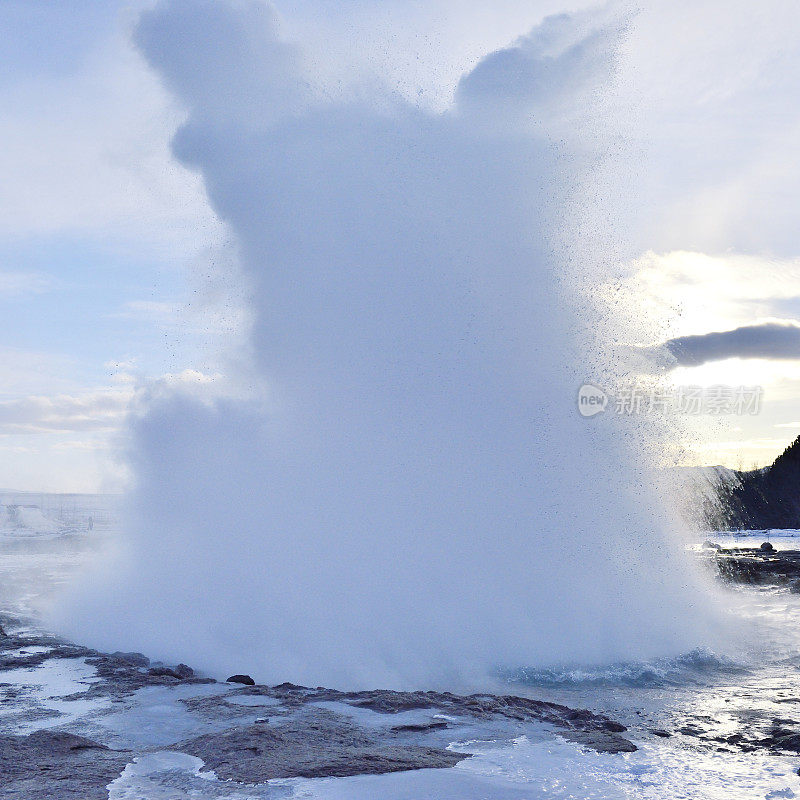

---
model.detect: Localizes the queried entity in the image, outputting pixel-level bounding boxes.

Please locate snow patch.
[107,751,289,799]
[0,504,65,535]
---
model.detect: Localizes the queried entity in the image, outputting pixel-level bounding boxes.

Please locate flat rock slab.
[173,708,468,781]
[244,683,632,745]
[0,730,131,800]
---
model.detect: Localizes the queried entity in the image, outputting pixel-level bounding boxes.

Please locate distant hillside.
[714,436,800,529]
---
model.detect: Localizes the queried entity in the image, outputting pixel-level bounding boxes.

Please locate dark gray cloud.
[657,322,800,368]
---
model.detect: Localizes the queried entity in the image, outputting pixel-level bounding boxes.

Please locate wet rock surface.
[0,611,640,796]
[172,708,468,781]
[148,663,195,680]
[0,730,130,800]
[704,546,800,587]
[667,714,800,756]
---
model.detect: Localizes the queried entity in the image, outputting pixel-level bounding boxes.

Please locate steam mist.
[60,1,719,689]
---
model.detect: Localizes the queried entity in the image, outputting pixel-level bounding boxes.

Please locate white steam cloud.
[58,1,719,689]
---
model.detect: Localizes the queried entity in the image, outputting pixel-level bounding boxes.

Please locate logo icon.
[577,383,608,417]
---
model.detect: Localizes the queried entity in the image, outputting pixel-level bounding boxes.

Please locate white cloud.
[119,300,178,318]
[0,369,226,436]
[0,365,235,492]
[0,347,83,397]
[683,436,793,467]
[51,439,113,451]
[270,0,600,111]
[0,271,51,296]
[0,10,222,255]
[0,431,128,494]
[0,389,131,434]
[611,0,800,258]
[614,250,800,344]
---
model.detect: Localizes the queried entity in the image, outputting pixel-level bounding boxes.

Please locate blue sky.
[0,0,227,489]
[3,0,800,491]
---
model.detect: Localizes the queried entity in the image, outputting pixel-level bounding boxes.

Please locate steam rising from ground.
[59,1,719,688]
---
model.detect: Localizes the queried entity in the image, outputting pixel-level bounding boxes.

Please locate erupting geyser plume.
[60,0,719,688]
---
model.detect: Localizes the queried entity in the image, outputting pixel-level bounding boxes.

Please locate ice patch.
[1,645,53,658]
[0,657,103,732]
[308,700,453,731]
[97,683,229,748]
[447,734,800,800]
[0,657,98,697]
[107,751,290,799]
[280,768,549,799]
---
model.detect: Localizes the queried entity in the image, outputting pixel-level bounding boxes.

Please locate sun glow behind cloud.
[624,251,800,339]
[615,250,800,468]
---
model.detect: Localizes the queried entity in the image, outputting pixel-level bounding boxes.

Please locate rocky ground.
[0,611,636,799]
[703,541,800,589]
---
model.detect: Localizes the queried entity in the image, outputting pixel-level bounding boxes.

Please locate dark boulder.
[227,674,256,686]
[391,720,449,733]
